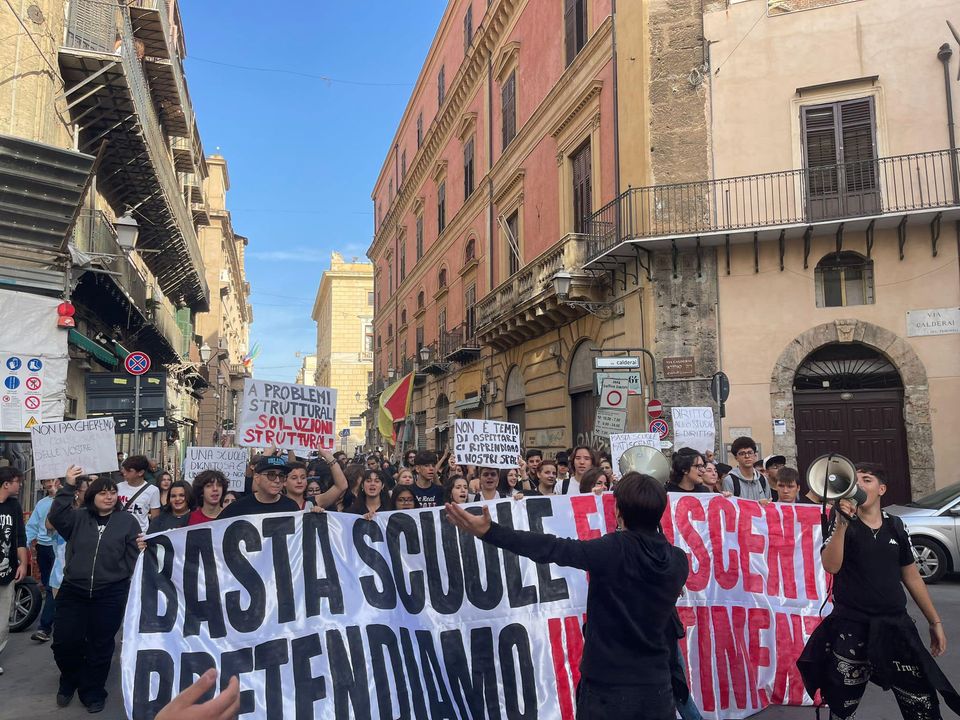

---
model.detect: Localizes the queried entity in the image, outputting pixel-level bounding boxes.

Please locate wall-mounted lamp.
[114,210,140,251]
[551,271,613,319]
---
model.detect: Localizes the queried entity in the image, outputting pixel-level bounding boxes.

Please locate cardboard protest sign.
[452,418,520,468]
[123,495,829,720]
[31,417,118,480]
[237,379,337,455]
[182,447,248,492]
[673,406,716,454]
[609,432,661,478]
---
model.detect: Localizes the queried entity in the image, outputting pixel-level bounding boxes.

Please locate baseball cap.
[254,456,291,474]
[764,454,786,469]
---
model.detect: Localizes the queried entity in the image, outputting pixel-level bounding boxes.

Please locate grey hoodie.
[722,466,772,501]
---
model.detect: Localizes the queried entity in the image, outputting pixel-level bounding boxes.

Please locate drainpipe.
[939,43,960,289]
[485,51,495,421]
[611,0,621,202]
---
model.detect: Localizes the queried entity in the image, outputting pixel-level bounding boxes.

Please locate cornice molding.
[493,169,526,205]
[457,111,478,142]
[550,80,604,139]
[432,159,449,183]
[494,41,521,82]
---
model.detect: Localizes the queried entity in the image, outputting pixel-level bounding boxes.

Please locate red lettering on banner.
[708,497,739,590]
[696,605,716,712]
[548,615,586,720]
[803,615,825,705]
[601,493,617,534]
[747,608,772,709]
[676,496,711,591]
[677,606,696,671]
[772,613,808,705]
[711,606,749,711]
[764,503,798,598]
[796,505,826,600]
[564,616,584,687]
[571,495,602,541]
[661,495,675,544]
[737,501,765,594]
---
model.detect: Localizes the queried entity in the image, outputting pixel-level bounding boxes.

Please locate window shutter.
[838,98,878,193]
[572,141,592,233]
[464,138,475,199]
[564,0,577,66]
[438,181,446,232]
[464,6,473,54]
[502,72,516,150]
[438,66,446,106]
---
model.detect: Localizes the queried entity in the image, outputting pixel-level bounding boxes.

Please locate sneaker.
[86,700,105,714]
[31,630,51,642]
[57,691,74,707]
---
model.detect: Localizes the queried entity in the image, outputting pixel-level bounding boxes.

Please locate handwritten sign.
[673,406,716,454]
[237,379,337,455]
[453,418,520,468]
[183,446,248,492]
[31,417,118,480]
[609,433,661,478]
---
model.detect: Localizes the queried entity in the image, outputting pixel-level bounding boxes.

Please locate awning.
[68,329,117,367]
[112,340,131,360]
[455,396,483,412]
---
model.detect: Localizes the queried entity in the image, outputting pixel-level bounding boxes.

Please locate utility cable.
[186,55,414,88]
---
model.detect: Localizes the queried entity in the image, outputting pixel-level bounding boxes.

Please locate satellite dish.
[618,445,670,484]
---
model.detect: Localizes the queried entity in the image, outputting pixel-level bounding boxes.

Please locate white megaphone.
[806,453,867,508]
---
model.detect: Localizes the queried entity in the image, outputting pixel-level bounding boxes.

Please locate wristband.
[931,621,943,626]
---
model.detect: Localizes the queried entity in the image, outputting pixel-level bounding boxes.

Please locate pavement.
[3,576,958,720]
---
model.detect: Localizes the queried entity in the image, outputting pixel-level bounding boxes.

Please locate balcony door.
[802,98,880,221]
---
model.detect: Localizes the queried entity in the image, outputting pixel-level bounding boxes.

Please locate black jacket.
[147,510,190,534]
[48,485,141,595]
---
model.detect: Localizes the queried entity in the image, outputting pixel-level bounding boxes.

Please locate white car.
[886,482,960,583]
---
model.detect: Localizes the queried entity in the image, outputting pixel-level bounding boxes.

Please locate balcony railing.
[150,295,189,357]
[585,149,960,263]
[72,210,149,310]
[441,324,480,363]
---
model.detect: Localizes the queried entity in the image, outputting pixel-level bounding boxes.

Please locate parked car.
[886,482,960,583]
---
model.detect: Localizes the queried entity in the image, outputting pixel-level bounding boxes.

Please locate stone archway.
[770,319,933,499]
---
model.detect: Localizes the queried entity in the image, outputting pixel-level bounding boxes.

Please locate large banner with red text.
[237,378,337,454]
[122,494,828,719]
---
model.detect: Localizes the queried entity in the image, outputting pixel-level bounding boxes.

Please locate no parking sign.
[649,418,670,440]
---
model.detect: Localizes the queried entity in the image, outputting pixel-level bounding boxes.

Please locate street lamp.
[387,367,395,380]
[550,270,613,319]
[114,210,140,251]
[419,345,431,364]
[552,270,572,299]
[199,342,212,363]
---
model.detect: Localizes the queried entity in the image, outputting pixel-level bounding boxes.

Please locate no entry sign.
[125,351,151,376]
[649,418,670,440]
[647,399,663,418]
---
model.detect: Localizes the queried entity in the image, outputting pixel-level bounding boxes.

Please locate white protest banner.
[673,406,716,454]
[237,378,337,455]
[452,418,520,468]
[122,495,828,720]
[31,417,118,480]
[609,432,661,478]
[183,447,249,492]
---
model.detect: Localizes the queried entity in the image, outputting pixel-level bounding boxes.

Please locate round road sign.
[647,399,663,419]
[649,418,669,440]
[25,376,41,391]
[125,351,151,376]
[24,395,41,411]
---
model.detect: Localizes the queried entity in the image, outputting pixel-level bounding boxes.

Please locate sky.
[178,2,447,382]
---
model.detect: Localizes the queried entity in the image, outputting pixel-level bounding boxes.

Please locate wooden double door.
[794,389,910,505]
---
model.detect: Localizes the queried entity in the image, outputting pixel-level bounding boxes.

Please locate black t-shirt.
[218,493,301,519]
[824,511,915,615]
[411,484,444,508]
[0,497,26,585]
[665,481,711,493]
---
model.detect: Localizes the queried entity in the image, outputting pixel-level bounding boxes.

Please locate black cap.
[254,456,290,474]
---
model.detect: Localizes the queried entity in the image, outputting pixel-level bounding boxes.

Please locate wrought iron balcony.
[72,210,148,310]
[59,0,209,309]
[475,233,605,350]
[584,149,960,268]
[441,324,481,363]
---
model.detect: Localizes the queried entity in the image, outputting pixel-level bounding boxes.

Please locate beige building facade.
[296,354,317,386]
[312,253,374,454]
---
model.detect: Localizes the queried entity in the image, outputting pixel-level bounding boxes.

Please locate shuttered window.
[506,210,520,275]
[464,6,473,54]
[565,0,588,67]
[401,150,407,182]
[464,137,475,199]
[416,216,423,260]
[416,326,424,353]
[465,284,476,338]
[437,181,446,233]
[571,140,592,233]
[417,113,423,148]
[399,243,406,282]
[502,71,516,150]
[438,65,446,106]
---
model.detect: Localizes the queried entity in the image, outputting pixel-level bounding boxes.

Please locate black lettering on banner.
[459,509,505,611]
[131,649,174,720]
[303,512,345,615]
[495,502,537,608]
[526,499,570,603]
[139,535,177,633]
[499,624,538,720]
[441,628,501,720]
[261,517,298,623]
[327,627,372,720]
[255,638,289,720]
[183,528,227,639]
[354,519,397,609]
[223,520,267,633]
[367,624,411,720]
[415,629,457,720]
[221,648,255,716]
[418,511,464,614]
[179,652,216,700]
[399,627,430,719]
[292,634,328,720]
[386,513,426,614]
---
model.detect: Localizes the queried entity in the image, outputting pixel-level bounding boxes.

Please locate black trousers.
[51,582,128,705]
[35,543,56,632]
[576,679,676,720]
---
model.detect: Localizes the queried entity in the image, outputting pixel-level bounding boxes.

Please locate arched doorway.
[793,342,910,505]
[568,341,601,449]
[505,367,525,436]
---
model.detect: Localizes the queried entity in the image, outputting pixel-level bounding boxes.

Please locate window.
[399,244,406,281]
[502,70,516,150]
[438,308,446,337]
[815,252,874,308]
[417,290,425,309]
[377,202,383,227]
[377,290,381,309]
[464,6,473,53]
[416,325,424,354]
[506,209,520,276]
[571,140,592,233]
[416,215,424,260]
[465,237,476,262]
[401,308,407,325]
[463,137,475,199]
[377,334,382,349]
[367,291,374,305]
[387,261,393,293]
[401,150,407,181]
[417,113,423,148]
[388,323,393,338]
[564,0,588,66]
[364,323,373,352]
[802,98,879,221]
[437,181,447,233]
[465,283,476,338]
[388,178,393,202]
[438,65,446,106]
[505,366,526,437]
[438,268,447,288]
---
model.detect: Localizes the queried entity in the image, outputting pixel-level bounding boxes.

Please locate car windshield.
[907,482,960,510]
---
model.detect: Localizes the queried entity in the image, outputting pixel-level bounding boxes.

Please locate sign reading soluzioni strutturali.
[237,379,337,454]
[452,418,520,469]
[122,495,830,720]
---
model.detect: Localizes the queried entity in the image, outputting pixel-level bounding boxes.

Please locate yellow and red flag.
[377,373,414,444]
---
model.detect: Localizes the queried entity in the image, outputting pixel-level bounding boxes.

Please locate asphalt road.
[4,577,959,720]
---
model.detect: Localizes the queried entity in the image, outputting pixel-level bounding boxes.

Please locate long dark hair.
[350,470,389,511]
[390,486,416,510]
[85,476,119,511]
[498,467,519,495]
[670,448,704,484]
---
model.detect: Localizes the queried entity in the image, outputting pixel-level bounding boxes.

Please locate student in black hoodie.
[446,471,688,720]
[48,464,142,713]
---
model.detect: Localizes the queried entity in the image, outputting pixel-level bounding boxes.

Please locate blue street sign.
[5,357,21,371]
[4,376,20,390]
[27,358,42,372]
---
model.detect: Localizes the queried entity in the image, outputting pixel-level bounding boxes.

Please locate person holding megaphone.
[798,461,960,720]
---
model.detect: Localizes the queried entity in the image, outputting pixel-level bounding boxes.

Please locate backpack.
[730,474,767,498]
